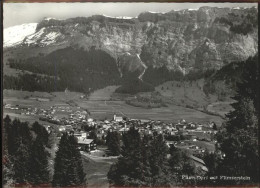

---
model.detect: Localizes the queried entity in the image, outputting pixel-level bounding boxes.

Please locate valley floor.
[3,87,226,126]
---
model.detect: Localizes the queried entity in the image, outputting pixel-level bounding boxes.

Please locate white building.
[113,114,123,122]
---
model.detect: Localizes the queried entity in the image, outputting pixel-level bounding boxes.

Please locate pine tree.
[149,134,170,186]
[140,134,152,186]
[52,133,86,187]
[203,150,220,176]
[3,117,52,186]
[12,141,32,184]
[8,120,33,185]
[168,146,197,185]
[3,115,14,185]
[29,137,50,186]
[107,126,146,186]
[52,133,70,187]
[106,131,121,156]
[88,130,98,143]
[108,127,172,186]
[216,55,259,184]
[31,121,49,146]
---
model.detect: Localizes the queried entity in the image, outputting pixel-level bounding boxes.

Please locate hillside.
[5,47,121,93]
[3,6,258,95]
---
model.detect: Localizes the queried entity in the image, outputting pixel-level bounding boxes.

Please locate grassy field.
[3,88,225,126]
[155,80,233,111]
[77,100,223,125]
[185,140,215,152]
[152,80,234,119]
[88,86,119,101]
[207,101,235,117]
[81,151,118,187]
[80,87,224,125]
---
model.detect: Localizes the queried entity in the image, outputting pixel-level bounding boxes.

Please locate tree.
[203,150,220,177]
[31,121,49,147]
[12,142,32,184]
[107,126,147,186]
[52,133,86,187]
[212,123,217,130]
[108,127,172,186]
[3,115,14,185]
[29,137,50,186]
[106,131,121,156]
[3,117,52,186]
[168,146,198,186]
[88,130,98,143]
[216,55,259,185]
[139,135,153,186]
[149,134,171,186]
[7,120,33,185]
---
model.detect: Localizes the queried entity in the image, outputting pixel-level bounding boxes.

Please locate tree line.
[6,47,121,94]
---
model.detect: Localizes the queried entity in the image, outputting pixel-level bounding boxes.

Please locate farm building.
[77,137,96,152]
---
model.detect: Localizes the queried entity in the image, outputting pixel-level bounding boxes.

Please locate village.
[4,102,219,172]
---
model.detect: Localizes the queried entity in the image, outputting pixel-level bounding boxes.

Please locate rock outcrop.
[4,6,258,76]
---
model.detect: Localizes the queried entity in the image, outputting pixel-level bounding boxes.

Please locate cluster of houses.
[5,102,216,169]
[4,103,91,125]
[38,105,90,125]
[49,113,217,153]
[51,114,213,172]
[4,103,40,116]
[5,102,214,172]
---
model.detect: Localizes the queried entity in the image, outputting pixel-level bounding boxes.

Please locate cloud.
[3,2,257,28]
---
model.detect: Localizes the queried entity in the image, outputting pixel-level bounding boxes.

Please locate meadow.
[3,88,225,126]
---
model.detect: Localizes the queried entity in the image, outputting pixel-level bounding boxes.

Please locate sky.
[3,2,257,28]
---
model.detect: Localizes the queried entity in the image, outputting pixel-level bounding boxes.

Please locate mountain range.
[3,6,258,95]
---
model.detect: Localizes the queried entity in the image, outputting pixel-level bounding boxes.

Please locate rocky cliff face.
[4,6,258,76]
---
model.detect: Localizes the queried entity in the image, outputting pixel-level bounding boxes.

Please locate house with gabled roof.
[77,137,96,152]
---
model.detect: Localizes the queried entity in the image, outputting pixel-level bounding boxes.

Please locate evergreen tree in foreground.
[12,141,31,184]
[106,131,121,156]
[29,137,50,185]
[3,115,14,185]
[107,127,173,186]
[52,133,86,187]
[31,121,49,147]
[149,134,171,186]
[215,55,259,185]
[3,116,51,186]
[7,119,33,184]
[107,127,147,186]
[169,146,198,186]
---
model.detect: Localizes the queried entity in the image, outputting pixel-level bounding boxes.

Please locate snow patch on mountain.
[4,23,38,47]
[147,11,166,14]
[42,32,62,45]
[44,17,64,21]
[24,28,62,46]
[25,28,45,45]
[137,53,147,80]
[102,14,135,19]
